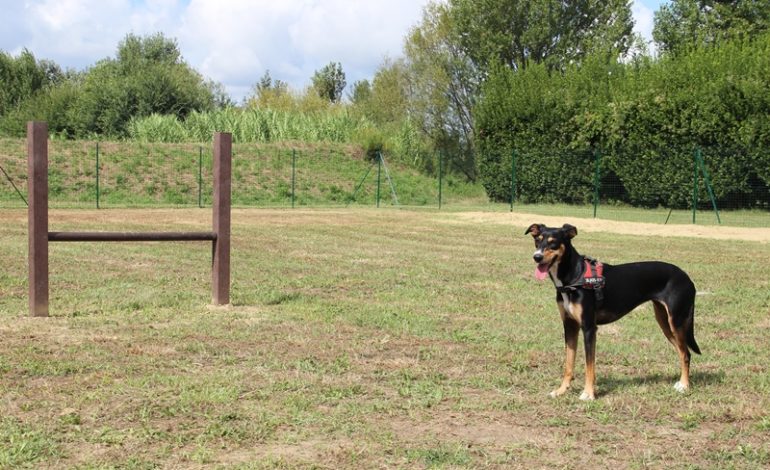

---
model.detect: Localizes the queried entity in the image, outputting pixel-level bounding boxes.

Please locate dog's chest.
[550,270,583,322]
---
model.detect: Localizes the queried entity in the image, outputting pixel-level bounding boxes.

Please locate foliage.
[654,0,770,55]
[127,107,368,144]
[447,0,634,72]
[404,2,478,179]
[311,62,347,103]
[401,0,635,181]
[475,34,770,209]
[0,49,64,118]
[348,79,372,105]
[0,33,221,138]
[246,70,291,109]
[68,33,218,137]
[0,79,82,138]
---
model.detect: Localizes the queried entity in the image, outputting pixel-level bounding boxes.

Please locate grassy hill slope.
[0,138,486,208]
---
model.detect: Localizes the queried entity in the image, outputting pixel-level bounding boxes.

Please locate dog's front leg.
[580,321,598,400]
[551,303,579,397]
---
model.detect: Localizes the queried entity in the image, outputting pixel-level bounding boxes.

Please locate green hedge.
[476,34,770,209]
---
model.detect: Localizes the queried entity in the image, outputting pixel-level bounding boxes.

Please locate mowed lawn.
[1,208,769,469]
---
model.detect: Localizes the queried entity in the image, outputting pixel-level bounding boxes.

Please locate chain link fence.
[0,139,484,210]
[508,146,770,227]
[2,139,769,227]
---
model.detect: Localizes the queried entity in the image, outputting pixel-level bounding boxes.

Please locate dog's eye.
[549,242,560,249]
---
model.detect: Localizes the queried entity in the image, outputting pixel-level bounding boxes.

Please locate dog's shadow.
[599,370,725,395]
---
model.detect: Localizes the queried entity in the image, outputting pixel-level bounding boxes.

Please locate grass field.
[1,207,769,468]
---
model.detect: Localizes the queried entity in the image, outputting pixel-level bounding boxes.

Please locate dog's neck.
[549,243,583,287]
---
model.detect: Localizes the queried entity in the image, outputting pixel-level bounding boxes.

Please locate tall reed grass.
[127,108,372,144]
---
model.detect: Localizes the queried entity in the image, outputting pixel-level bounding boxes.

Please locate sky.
[0,0,667,103]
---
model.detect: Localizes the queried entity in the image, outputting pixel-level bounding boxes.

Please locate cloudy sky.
[0,0,666,103]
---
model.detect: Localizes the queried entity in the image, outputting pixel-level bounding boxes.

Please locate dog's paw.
[579,391,595,401]
[549,386,570,398]
[673,381,689,393]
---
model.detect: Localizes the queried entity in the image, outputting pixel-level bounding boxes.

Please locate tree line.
[2,1,769,208]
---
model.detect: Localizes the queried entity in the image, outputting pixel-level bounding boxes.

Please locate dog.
[525,223,700,400]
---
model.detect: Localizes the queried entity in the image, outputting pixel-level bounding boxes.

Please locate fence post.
[291,149,296,209]
[376,151,382,208]
[212,132,231,305]
[198,146,203,208]
[438,150,443,210]
[693,149,698,224]
[96,142,100,209]
[696,148,721,224]
[593,148,601,218]
[510,149,516,212]
[28,122,49,317]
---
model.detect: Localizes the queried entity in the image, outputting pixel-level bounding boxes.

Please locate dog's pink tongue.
[535,263,549,280]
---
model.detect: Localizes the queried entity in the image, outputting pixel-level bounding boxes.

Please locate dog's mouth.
[535,262,550,281]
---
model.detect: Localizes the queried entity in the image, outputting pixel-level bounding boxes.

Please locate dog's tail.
[687,305,701,355]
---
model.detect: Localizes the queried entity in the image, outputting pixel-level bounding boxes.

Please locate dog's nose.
[533,253,544,263]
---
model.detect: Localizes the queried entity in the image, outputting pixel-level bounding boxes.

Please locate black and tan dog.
[525,223,701,400]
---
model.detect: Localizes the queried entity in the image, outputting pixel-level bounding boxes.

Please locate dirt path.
[452,211,770,243]
[2,208,768,243]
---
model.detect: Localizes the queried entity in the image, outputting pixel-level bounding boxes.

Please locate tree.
[311,62,346,102]
[348,79,372,105]
[653,0,770,55]
[247,70,290,109]
[447,0,634,72]
[70,33,220,136]
[0,49,64,117]
[404,2,479,179]
[399,0,634,181]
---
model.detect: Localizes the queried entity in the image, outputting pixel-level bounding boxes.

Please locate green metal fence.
[1,138,769,227]
[508,146,770,227]
[0,140,469,210]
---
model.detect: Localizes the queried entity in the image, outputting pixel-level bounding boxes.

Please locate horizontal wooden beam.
[48,231,217,242]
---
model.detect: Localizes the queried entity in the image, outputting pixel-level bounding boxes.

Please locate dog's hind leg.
[663,298,695,393]
[670,326,692,393]
[652,300,676,346]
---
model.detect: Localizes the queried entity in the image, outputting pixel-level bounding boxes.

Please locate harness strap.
[556,257,605,310]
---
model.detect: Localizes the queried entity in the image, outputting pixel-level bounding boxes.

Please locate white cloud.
[175,0,430,100]
[0,0,665,102]
[25,0,133,65]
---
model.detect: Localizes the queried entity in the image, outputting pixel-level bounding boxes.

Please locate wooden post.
[212,132,231,305]
[28,122,49,317]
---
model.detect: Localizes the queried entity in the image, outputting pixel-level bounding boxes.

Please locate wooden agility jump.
[27,121,231,316]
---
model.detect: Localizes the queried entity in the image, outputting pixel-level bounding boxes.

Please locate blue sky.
[0,1,668,103]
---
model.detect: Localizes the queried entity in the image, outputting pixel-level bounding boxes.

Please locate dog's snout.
[533,253,544,263]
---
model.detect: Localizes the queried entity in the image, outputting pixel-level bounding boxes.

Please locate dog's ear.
[525,223,544,236]
[561,224,577,239]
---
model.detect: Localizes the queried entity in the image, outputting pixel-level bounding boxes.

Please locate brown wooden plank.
[28,122,48,317]
[212,132,231,305]
[48,232,216,242]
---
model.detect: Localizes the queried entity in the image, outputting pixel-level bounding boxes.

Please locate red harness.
[556,257,606,308]
[582,258,605,289]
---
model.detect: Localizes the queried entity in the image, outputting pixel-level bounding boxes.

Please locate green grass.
[1,208,769,468]
[0,137,484,210]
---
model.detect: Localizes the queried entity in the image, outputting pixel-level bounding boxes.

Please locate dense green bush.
[476,34,770,208]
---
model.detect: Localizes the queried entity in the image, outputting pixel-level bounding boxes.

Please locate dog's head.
[525,223,577,280]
